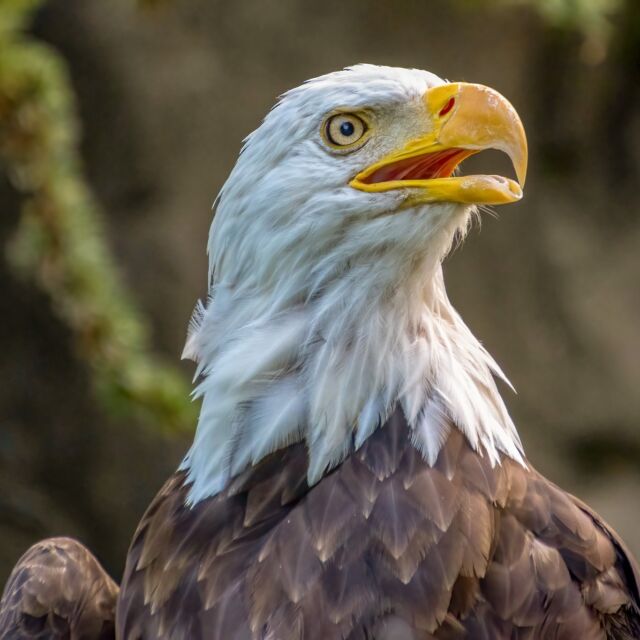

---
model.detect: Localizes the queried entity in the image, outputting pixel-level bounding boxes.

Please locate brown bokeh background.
[1,0,639,583]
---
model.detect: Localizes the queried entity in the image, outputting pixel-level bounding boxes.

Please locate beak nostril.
[438,97,456,117]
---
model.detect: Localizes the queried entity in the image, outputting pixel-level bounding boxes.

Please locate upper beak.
[350,82,528,206]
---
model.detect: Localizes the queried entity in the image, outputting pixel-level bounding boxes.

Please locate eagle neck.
[180,258,524,505]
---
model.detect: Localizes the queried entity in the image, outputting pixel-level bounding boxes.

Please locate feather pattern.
[0,538,117,639]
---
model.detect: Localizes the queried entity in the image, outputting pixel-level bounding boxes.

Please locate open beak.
[350,82,528,206]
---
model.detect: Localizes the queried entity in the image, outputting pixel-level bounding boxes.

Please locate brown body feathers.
[116,410,639,639]
[0,537,117,639]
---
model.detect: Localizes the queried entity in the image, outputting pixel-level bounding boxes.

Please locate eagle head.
[183,65,528,502]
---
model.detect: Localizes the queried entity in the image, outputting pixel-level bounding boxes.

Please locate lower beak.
[350,82,528,206]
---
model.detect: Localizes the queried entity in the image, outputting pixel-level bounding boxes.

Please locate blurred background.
[0,0,639,582]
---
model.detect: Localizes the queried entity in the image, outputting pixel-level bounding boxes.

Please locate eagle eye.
[323,113,368,150]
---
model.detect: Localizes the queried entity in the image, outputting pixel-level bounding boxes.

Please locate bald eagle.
[1,65,638,640]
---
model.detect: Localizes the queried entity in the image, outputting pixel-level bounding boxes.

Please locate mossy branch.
[0,0,197,434]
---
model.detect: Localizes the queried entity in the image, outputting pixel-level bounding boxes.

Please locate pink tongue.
[362,149,472,184]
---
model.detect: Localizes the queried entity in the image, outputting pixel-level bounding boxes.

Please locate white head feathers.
[181,65,524,504]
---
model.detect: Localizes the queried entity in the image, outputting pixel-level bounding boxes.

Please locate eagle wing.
[0,537,118,639]
[463,463,640,639]
[568,494,640,638]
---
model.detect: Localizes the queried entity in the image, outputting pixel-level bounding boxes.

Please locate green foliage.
[0,0,41,39]
[499,0,622,31]
[0,0,198,433]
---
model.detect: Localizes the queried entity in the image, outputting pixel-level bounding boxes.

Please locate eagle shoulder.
[569,493,640,639]
[0,537,118,639]
[475,462,640,639]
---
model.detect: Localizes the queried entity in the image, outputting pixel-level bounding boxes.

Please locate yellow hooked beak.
[350,82,528,206]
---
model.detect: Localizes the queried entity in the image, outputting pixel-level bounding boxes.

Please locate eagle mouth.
[350,145,523,205]
[357,148,475,184]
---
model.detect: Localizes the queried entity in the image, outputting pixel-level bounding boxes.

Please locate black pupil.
[340,120,355,137]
